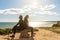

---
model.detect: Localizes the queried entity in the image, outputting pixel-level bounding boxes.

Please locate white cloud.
[23,4,56,15]
[0,10,4,14]
[40,4,56,11]
[24,0,57,16]
[0,0,57,16]
[0,8,25,14]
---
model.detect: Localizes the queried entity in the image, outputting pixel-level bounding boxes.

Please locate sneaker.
[10,35,15,37]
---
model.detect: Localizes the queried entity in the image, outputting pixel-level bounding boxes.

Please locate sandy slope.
[0,29,60,40]
[35,29,60,40]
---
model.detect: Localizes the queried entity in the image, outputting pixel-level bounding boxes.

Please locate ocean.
[0,21,57,28]
[0,22,17,28]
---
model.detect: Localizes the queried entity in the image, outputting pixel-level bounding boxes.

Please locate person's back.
[24,15,34,37]
[24,15,29,29]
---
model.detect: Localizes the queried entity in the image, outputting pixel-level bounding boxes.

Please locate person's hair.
[19,15,23,19]
[24,15,29,20]
[24,15,29,23]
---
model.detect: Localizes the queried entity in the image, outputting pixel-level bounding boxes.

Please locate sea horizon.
[0,21,57,28]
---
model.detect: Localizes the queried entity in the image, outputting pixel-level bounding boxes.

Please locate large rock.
[20,29,30,38]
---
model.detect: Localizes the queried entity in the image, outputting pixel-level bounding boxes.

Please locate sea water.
[0,21,57,28]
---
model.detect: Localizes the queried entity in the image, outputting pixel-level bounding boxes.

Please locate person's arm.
[15,22,19,26]
[15,20,20,26]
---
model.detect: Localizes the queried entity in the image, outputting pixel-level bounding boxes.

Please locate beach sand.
[0,29,60,40]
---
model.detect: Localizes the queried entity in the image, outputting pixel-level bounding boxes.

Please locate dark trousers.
[12,26,33,37]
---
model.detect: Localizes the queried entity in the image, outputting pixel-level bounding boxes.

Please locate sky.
[0,0,60,22]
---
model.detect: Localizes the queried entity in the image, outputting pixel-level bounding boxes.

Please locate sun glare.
[29,22,43,27]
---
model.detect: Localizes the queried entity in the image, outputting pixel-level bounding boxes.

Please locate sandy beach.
[0,29,60,40]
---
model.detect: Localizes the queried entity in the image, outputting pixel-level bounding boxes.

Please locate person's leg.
[29,27,33,37]
[31,27,33,37]
[10,29,16,37]
[13,30,16,36]
[12,26,17,36]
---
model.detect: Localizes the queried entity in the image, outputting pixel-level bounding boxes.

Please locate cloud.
[24,0,57,16]
[40,4,56,11]
[0,0,57,16]
[0,8,31,15]
[24,4,57,15]
[0,4,57,15]
[0,8,25,14]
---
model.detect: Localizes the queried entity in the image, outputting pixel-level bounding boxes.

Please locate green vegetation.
[39,27,60,34]
[0,27,60,35]
[0,28,38,35]
[0,28,11,35]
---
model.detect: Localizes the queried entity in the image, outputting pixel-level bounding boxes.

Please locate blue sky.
[0,0,60,22]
